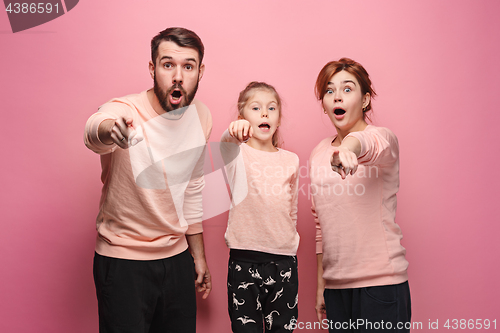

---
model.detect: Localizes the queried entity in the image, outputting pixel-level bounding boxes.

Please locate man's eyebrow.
[158,56,197,63]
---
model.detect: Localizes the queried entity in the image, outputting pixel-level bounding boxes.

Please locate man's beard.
[154,74,199,113]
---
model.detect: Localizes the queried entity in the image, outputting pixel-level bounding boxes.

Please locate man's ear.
[149,61,155,80]
[198,63,205,82]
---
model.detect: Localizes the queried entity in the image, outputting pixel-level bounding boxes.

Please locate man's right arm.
[84,103,142,154]
[98,117,138,148]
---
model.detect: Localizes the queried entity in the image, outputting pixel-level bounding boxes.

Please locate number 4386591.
[5,3,60,14]
[444,319,496,330]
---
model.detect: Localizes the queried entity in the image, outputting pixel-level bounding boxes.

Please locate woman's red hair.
[315,58,377,118]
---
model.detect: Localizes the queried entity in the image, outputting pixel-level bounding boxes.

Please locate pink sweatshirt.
[221,130,300,256]
[84,91,212,260]
[310,125,408,289]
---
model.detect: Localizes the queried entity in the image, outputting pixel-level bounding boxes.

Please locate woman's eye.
[344,87,351,92]
[326,89,333,94]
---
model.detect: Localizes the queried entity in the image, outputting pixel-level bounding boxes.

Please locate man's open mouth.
[171,90,182,100]
[334,108,346,115]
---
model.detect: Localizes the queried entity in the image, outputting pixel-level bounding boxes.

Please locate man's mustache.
[167,83,187,96]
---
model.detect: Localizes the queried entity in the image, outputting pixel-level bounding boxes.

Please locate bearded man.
[84,27,212,333]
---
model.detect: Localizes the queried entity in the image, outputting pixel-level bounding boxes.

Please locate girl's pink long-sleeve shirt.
[84,91,212,260]
[310,125,408,289]
[221,130,300,256]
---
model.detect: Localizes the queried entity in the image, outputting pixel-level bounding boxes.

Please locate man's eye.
[185,65,193,70]
[163,63,173,69]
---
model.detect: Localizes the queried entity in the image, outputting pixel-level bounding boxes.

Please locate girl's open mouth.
[258,123,271,131]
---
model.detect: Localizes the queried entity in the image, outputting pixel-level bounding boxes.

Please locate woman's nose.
[334,91,342,102]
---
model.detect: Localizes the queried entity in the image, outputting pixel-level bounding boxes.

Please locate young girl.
[220,82,300,333]
[310,58,411,332]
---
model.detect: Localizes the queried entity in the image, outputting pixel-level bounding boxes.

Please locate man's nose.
[173,67,183,83]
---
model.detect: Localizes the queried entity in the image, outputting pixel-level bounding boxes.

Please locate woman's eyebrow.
[342,80,356,86]
[327,80,357,86]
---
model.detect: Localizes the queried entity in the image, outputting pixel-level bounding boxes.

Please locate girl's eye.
[269,107,276,111]
[252,107,259,111]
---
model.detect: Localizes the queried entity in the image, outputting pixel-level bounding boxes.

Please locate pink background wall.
[1,0,499,332]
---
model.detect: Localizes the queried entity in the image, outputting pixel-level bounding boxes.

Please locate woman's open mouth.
[333,108,346,120]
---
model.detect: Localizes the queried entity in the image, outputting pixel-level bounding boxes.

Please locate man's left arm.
[185,100,212,299]
[183,170,211,300]
[186,233,211,299]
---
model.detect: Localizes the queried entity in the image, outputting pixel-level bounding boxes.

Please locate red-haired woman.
[310,58,411,332]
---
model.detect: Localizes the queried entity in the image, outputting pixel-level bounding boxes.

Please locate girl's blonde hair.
[237,81,283,148]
